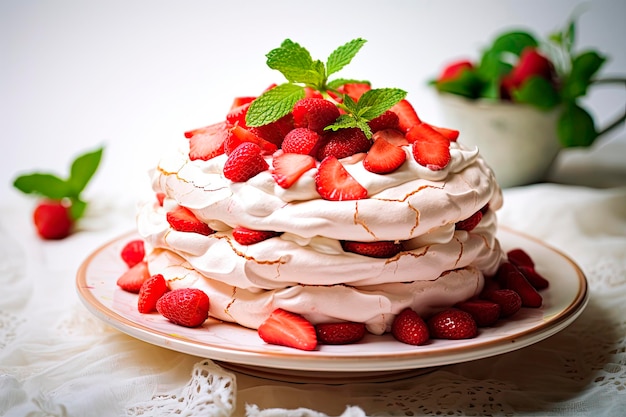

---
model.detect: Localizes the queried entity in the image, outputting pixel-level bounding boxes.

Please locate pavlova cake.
[116,38,547,350]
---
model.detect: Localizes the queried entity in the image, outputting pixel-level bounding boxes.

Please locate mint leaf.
[68,147,103,196]
[435,69,484,98]
[246,83,305,127]
[561,50,606,99]
[326,38,366,77]
[490,31,538,56]
[355,88,406,120]
[512,76,560,109]
[327,78,370,91]
[13,173,71,199]
[266,39,325,87]
[557,101,597,147]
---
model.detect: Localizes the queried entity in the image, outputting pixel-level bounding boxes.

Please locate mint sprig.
[246,38,406,137]
[13,146,104,220]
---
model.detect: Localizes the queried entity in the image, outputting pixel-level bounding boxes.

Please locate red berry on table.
[483,288,523,317]
[363,135,407,174]
[292,98,340,133]
[166,205,213,236]
[258,308,318,351]
[315,156,368,201]
[316,127,372,160]
[223,142,269,182]
[232,226,281,245]
[185,121,229,161]
[137,274,169,313]
[496,262,543,308]
[271,151,316,189]
[390,99,421,133]
[391,308,430,346]
[342,240,403,258]
[120,239,145,268]
[455,298,501,327]
[116,261,151,293]
[156,288,210,328]
[316,322,366,345]
[428,308,478,340]
[455,210,483,232]
[281,127,320,155]
[32,200,73,240]
[437,60,474,82]
[409,123,452,171]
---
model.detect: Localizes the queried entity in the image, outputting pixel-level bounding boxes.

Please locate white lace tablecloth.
[1,136,625,417]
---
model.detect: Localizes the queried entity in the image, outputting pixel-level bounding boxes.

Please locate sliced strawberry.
[342,82,371,101]
[496,262,543,308]
[281,127,320,155]
[116,261,150,293]
[427,124,460,141]
[507,248,535,269]
[390,99,421,133]
[372,129,409,147]
[156,192,166,206]
[33,200,73,240]
[342,240,402,258]
[226,102,251,127]
[248,113,294,147]
[391,308,430,346]
[225,125,278,155]
[363,136,407,174]
[303,87,323,99]
[292,98,340,133]
[316,322,366,345]
[156,288,210,328]
[271,151,316,189]
[455,298,501,327]
[166,205,214,236]
[120,239,145,268]
[223,142,269,182]
[482,288,522,317]
[314,156,368,201]
[455,211,483,232]
[428,308,478,340]
[316,127,372,160]
[409,123,451,170]
[137,274,169,313]
[186,121,229,161]
[257,308,318,351]
[368,110,400,133]
[517,265,550,290]
[229,96,256,110]
[232,226,281,245]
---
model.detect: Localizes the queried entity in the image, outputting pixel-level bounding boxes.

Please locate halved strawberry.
[226,102,251,127]
[166,205,214,236]
[232,226,281,245]
[258,308,317,351]
[390,99,421,133]
[517,265,550,290]
[507,248,535,269]
[342,240,402,258]
[229,96,256,110]
[455,298,501,327]
[186,121,229,161]
[120,239,145,268]
[391,308,430,346]
[496,262,543,308]
[455,211,483,232]
[409,123,451,170]
[314,156,368,201]
[271,151,317,189]
[368,110,400,133]
[225,125,278,155]
[156,288,210,328]
[427,123,460,141]
[223,142,269,182]
[137,273,169,313]
[372,129,409,147]
[248,113,294,147]
[316,322,366,345]
[363,136,407,174]
[116,261,151,293]
[342,82,371,101]
[482,288,522,317]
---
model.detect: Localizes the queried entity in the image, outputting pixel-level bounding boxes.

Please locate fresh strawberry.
[225,125,278,155]
[281,128,320,155]
[342,82,371,101]
[437,60,474,82]
[363,136,407,174]
[314,156,368,201]
[455,211,483,232]
[32,200,73,240]
[186,121,229,161]
[226,101,251,127]
[156,288,210,328]
[137,273,169,313]
[271,151,317,189]
[292,98,340,133]
[230,96,256,110]
[368,110,400,133]
[496,262,543,308]
[316,322,366,345]
[428,308,478,340]
[303,87,323,99]
[427,124,460,141]
[455,298,501,327]
[342,240,402,258]
[232,226,281,245]
[409,123,451,170]
[116,261,151,293]
[257,308,318,351]
[120,239,145,268]
[372,129,409,147]
[507,248,535,269]
[166,205,214,236]
[509,47,555,87]
[316,127,372,160]
[156,192,166,206]
[517,265,550,290]
[391,308,430,346]
[248,113,294,147]
[223,142,269,182]
[390,99,421,133]
[482,288,522,317]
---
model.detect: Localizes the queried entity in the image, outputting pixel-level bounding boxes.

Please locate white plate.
[76,227,588,379]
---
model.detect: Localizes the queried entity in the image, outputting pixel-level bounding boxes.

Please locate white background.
[2,0,625,207]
